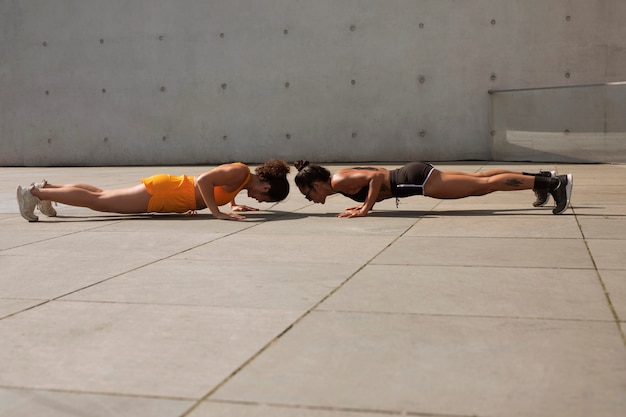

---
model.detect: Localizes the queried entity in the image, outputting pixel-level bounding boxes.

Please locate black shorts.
[389,162,435,197]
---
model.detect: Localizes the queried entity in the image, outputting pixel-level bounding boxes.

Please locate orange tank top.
[213,163,251,206]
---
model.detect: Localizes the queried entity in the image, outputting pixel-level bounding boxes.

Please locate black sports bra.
[337,167,377,203]
[339,187,369,203]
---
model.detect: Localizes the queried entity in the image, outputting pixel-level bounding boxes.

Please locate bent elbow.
[196,174,212,188]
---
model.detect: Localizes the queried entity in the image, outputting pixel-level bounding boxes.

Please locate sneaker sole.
[553,174,573,215]
[39,202,58,217]
[534,194,551,207]
[16,186,39,222]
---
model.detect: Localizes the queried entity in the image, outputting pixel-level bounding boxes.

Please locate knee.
[482,176,499,191]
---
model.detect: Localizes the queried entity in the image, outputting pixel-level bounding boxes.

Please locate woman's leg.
[45,183,104,192]
[30,183,152,214]
[443,169,556,206]
[444,169,518,177]
[424,169,535,199]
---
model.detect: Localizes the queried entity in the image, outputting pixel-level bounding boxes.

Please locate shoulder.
[219,162,248,169]
[332,169,366,192]
[197,163,250,185]
[217,162,250,175]
[335,167,386,179]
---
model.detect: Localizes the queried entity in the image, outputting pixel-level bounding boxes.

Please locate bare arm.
[332,168,386,218]
[195,164,249,220]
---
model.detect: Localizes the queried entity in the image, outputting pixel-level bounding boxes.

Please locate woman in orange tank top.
[16,160,290,222]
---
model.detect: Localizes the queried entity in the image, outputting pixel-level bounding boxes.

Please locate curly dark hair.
[255,159,290,201]
[294,160,331,189]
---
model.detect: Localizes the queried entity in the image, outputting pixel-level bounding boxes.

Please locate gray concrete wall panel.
[2,0,625,165]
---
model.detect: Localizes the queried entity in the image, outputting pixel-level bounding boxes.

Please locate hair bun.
[294,160,310,172]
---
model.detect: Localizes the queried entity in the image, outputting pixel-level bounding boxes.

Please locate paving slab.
[1,253,159,299]
[405,207,582,238]
[585,239,626,270]
[212,311,626,417]
[62,259,359,311]
[0,301,301,399]
[172,233,397,265]
[242,213,420,236]
[578,215,626,239]
[188,402,388,417]
[319,265,614,321]
[601,269,626,320]
[371,236,595,269]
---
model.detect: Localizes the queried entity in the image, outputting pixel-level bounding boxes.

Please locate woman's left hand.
[231,204,259,212]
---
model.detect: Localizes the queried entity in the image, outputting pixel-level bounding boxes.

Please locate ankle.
[533,175,558,191]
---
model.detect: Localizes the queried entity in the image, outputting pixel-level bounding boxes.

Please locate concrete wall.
[2,0,625,166]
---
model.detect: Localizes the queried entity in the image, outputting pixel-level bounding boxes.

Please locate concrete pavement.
[1,163,625,417]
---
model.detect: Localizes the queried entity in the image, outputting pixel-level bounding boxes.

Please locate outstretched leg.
[424,169,536,199]
[44,183,104,192]
[30,183,151,214]
[444,169,557,206]
[444,169,518,178]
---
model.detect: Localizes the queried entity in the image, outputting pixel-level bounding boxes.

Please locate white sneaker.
[31,179,57,217]
[16,185,40,222]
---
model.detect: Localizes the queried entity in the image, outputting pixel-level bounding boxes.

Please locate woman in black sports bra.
[294,160,573,217]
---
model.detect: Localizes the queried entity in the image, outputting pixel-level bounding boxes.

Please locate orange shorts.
[141,174,196,213]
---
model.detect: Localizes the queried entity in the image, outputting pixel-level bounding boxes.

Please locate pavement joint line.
[205,398,475,417]
[312,309,619,324]
[572,206,626,347]
[0,384,196,402]
[0,300,51,321]
[368,262,597,270]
